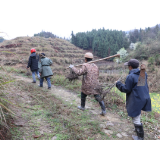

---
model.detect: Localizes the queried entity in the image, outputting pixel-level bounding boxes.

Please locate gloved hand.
[69,64,74,69]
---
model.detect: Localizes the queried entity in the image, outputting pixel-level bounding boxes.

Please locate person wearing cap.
[69,52,106,116]
[27,48,40,83]
[116,59,151,140]
[39,53,53,89]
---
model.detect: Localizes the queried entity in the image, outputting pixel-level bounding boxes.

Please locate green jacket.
[39,57,53,78]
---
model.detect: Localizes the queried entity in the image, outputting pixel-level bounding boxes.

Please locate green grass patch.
[150,93,160,113]
[112,87,160,114]
[51,75,81,93]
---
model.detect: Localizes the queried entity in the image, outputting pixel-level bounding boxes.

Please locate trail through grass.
[1,70,160,140]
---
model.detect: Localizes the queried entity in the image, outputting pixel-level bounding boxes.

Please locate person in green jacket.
[39,53,53,89]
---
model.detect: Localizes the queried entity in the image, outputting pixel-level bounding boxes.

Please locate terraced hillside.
[0,36,85,74]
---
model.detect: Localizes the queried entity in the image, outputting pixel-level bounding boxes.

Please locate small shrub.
[16,51,28,54]
[148,65,155,72]
[148,57,155,66]
[65,58,70,64]
[155,54,160,65]
[40,43,45,47]
[31,43,38,47]
[52,58,58,63]
[116,48,128,63]
[42,47,49,51]
[36,47,42,51]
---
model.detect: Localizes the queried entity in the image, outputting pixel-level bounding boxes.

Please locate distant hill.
[125,23,160,43]
[125,24,160,33]
[34,31,70,41]
[0,36,85,74]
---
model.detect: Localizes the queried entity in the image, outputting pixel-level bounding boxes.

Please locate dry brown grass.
[0,36,85,67]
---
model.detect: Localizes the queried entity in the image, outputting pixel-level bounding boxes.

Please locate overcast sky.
[0,20,160,39]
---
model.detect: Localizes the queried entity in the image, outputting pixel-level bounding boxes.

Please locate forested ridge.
[71,24,160,59]
[71,29,130,58]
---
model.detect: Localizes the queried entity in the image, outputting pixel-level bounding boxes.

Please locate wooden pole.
[67,54,120,69]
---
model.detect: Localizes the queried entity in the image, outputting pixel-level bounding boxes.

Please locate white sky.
[0,20,160,39]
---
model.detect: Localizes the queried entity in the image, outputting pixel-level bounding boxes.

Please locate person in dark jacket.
[39,53,53,89]
[27,48,40,83]
[116,59,151,140]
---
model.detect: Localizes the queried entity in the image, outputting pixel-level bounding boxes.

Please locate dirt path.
[7,73,156,140]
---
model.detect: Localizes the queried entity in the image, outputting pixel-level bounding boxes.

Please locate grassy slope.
[0,36,85,73]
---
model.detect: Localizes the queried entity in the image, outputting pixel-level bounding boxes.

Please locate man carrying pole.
[69,52,106,116]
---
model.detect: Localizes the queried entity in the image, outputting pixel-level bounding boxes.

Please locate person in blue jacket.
[116,59,151,140]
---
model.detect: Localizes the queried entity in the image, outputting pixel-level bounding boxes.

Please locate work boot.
[132,123,144,140]
[78,97,86,111]
[99,101,106,116]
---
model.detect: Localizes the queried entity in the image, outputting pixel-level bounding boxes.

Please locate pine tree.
[71,31,75,45]
[83,38,89,50]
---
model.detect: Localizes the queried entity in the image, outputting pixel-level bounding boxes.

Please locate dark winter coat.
[39,57,53,78]
[27,53,39,72]
[116,68,151,117]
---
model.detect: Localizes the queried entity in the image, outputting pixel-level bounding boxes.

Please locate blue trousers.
[40,76,51,88]
[32,70,40,82]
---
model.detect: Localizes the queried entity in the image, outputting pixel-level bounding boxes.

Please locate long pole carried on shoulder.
[67,54,120,69]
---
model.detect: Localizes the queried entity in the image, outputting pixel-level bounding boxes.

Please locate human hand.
[69,64,74,69]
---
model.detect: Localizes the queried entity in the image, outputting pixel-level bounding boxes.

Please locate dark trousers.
[81,92,106,111]
[40,76,51,88]
[81,92,101,102]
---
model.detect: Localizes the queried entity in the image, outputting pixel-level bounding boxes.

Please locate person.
[39,53,53,89]
[115,59,151,140]
[69,52,106,116]
[27,48,40,83]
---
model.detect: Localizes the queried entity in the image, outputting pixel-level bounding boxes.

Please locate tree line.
[128,24,160,43]
[71,28,130,58]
